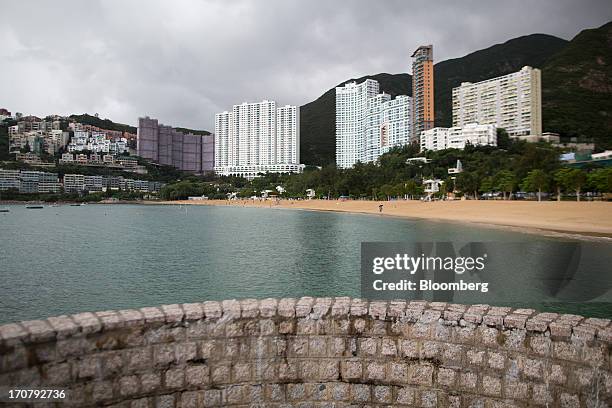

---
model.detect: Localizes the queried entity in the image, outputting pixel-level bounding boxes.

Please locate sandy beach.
[154,199,612,238]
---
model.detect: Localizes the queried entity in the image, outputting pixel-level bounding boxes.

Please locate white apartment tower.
[365,93,391,164]
[336,80,379,169]
[452,66,542,138]
[336,79,412,169]
[214,111,230,168]
[214,101,303,179]
[378,95,412,156]
[276,105,299,164]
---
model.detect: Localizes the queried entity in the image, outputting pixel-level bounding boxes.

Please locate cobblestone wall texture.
[1,297,611,407]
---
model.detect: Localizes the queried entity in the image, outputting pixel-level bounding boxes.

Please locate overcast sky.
[1,0,610,131]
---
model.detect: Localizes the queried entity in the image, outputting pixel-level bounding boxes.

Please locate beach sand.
[154,199,612,238]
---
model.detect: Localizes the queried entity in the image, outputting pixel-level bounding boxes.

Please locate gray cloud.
[1,0,610,131]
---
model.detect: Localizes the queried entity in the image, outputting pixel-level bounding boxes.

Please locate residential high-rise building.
[379,95,412,155]
[420,123,497,152]
[137,117,215,174]
[452,66,542,138]
[214,111,231,168]
[336,80,412,169]
[364,93,391,164]
[336,80,379,168]
[276,105,299,165]
[365,94,412,164]
[412,45,435,142]
[214,101,303,179]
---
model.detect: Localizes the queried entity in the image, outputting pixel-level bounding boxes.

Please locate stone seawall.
[0,298,610,407]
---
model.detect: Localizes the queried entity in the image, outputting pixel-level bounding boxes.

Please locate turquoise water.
[0,204,610,323]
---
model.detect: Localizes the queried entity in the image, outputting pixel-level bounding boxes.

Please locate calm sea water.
[0,204,610,323]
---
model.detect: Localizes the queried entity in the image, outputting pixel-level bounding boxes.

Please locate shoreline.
[152,199,612,239]
[4,198,611,239]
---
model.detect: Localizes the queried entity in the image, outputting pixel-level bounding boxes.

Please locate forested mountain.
[300,22,612,165]
[541,21,612,149]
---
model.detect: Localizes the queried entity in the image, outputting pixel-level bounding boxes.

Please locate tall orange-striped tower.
[411,45,434,143]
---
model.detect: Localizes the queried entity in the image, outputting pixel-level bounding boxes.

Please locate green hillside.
[434,34,568,127]
[541,21,612,149]
[69,114,137,134]
[299,31,583,165]
[69,114,211,136]
[1,113,211,160]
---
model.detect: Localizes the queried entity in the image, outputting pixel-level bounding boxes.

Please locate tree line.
[160,132,611,201]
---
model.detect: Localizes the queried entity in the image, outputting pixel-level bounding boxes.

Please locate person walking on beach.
[379,204,384,213]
